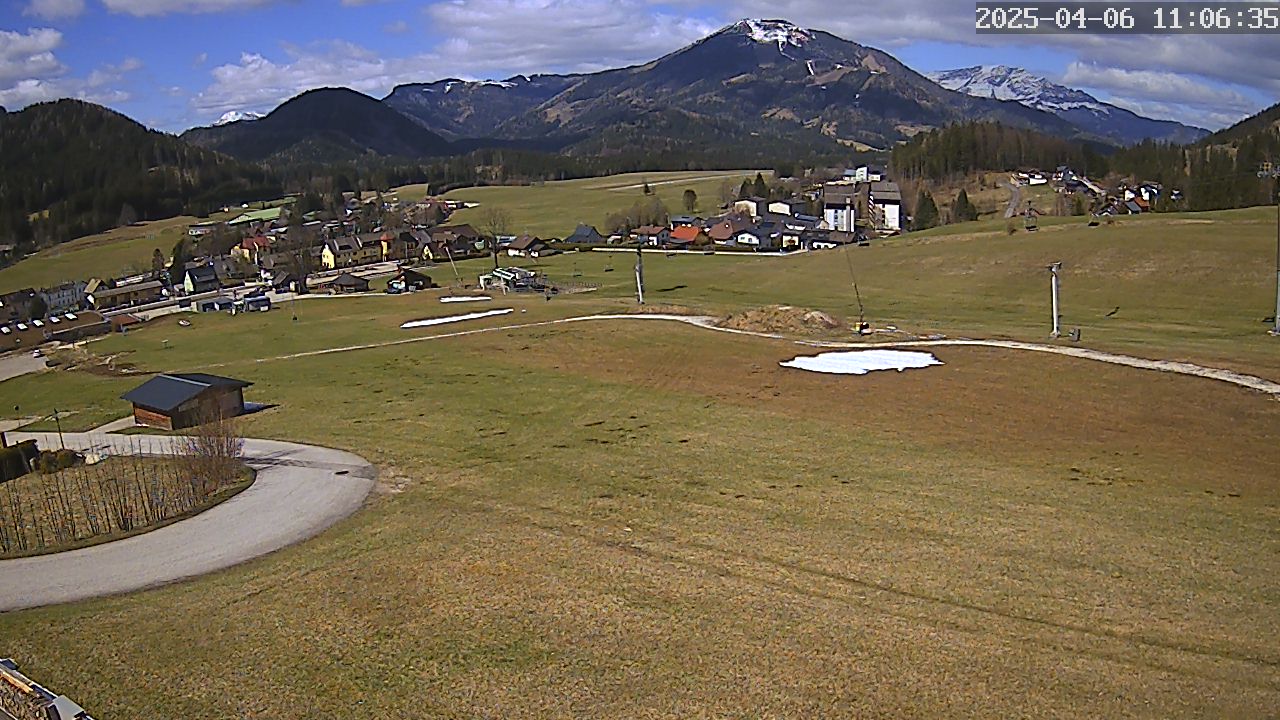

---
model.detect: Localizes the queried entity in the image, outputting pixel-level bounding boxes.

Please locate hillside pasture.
[0,212,234,293]
[439,170,768,238]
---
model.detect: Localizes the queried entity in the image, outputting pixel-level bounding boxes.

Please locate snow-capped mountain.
[928,65,1206,144]
[213,110,265,126]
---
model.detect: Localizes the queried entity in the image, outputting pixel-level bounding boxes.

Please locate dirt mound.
[47,347,140,376]
[718,305,850,337]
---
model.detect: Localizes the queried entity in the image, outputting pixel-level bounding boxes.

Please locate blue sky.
[1,0,1275,132]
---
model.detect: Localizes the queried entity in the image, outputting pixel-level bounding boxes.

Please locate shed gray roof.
[121,373,252,413]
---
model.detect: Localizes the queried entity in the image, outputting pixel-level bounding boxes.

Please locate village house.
[87,279,165,310]
[707,212,754,244]
[0,289,38,323]
[37,281,87,314]
[506,234,552,258]
[667,225,708,248]
[848,165,884,183]
[187,220,222,238]
[351,233,383,265]
[734,222,780,250]
[732,196,769,218]
[868,181,902,232]
[767,199,806,216]
[822,182,859,232]
[183,264,221,294]
[327,272,370,294]
[564,224,605,244]
[321,237,361,270]
[232,234,272,265]
[634,225,671,246]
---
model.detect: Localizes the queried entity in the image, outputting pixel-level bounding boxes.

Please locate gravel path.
[0,432,375,612]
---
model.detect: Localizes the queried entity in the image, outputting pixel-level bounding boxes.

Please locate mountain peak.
[214,110,265,126]
[724,19,811,48]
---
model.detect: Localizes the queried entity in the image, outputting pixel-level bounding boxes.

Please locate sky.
[0,0,1276,133]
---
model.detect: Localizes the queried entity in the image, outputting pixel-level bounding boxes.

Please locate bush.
[36,449,83,474]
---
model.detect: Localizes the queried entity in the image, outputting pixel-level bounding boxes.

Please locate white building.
[38,280,87,313]
[869,181,901,232]
[821,182,859,232]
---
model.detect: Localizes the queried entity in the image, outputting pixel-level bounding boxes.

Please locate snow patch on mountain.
[735,19,811,49]
[927,65,1109,115]
[214,110,264,126]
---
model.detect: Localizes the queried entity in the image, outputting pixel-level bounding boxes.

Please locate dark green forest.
[0,99,280,255]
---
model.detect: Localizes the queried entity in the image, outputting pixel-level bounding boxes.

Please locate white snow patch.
[440,295,491,303]
[738,19,810,49]
[779,350,943,375]
[214,110,264,126]
[400,308,512,329]
[806,60,815,76]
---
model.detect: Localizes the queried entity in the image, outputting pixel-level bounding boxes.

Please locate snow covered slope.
[928,65,1206,144]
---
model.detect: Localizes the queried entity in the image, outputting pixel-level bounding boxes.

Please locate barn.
[121,373,253,430]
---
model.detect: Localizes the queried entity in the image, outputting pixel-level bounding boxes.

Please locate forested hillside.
[891,122,1112,181]
[0,99,280,259]
[893,120,1280,212]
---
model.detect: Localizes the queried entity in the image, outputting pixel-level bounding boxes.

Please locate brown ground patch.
[719,304,851,337]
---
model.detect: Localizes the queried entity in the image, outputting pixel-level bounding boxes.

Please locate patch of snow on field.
[400,308,512,329]
[780,350,943,375]
[440,296,491,303]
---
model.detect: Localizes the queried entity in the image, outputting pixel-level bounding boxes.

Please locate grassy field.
[0,211,234,293]
[438,170,768,238]
[0,205,1277,717]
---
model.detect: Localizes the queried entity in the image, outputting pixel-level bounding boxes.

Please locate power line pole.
[634,243,645,305]
[1047,262,1062,339]
[1259,165,1280,336]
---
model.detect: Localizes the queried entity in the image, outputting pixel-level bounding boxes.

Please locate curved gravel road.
[0,432,374,612]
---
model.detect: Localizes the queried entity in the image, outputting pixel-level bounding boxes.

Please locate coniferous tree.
[912,190,940,231]
[952,189,979,222]
[752,172,769,198]
[169,239,188,287]
[682,189,698,214]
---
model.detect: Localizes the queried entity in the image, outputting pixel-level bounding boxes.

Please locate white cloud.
[1063,62,1256,115]
[23,0,86,20]
[0,30,140,111]
[101,0,278,16]
[192,42,403,116]
[0,28,66,87]
[383,19,409,34]
[424,0,718,74]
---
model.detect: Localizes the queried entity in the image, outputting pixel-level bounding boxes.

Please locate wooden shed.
[121,373,252,430]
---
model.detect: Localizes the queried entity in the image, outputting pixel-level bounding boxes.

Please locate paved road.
[0,432,375,612]
[0,352,45,383]
[1003,181,1023,219]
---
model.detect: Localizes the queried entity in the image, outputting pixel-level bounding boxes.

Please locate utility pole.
[634,243,645,305]
[1047,262,1062,338]
[1258,165,1280,336]
[52,407,65,450]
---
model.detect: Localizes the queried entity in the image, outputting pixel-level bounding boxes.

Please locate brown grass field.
[0,205,1278,717]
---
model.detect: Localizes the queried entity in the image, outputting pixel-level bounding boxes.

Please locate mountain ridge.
[927,65,1207,145]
